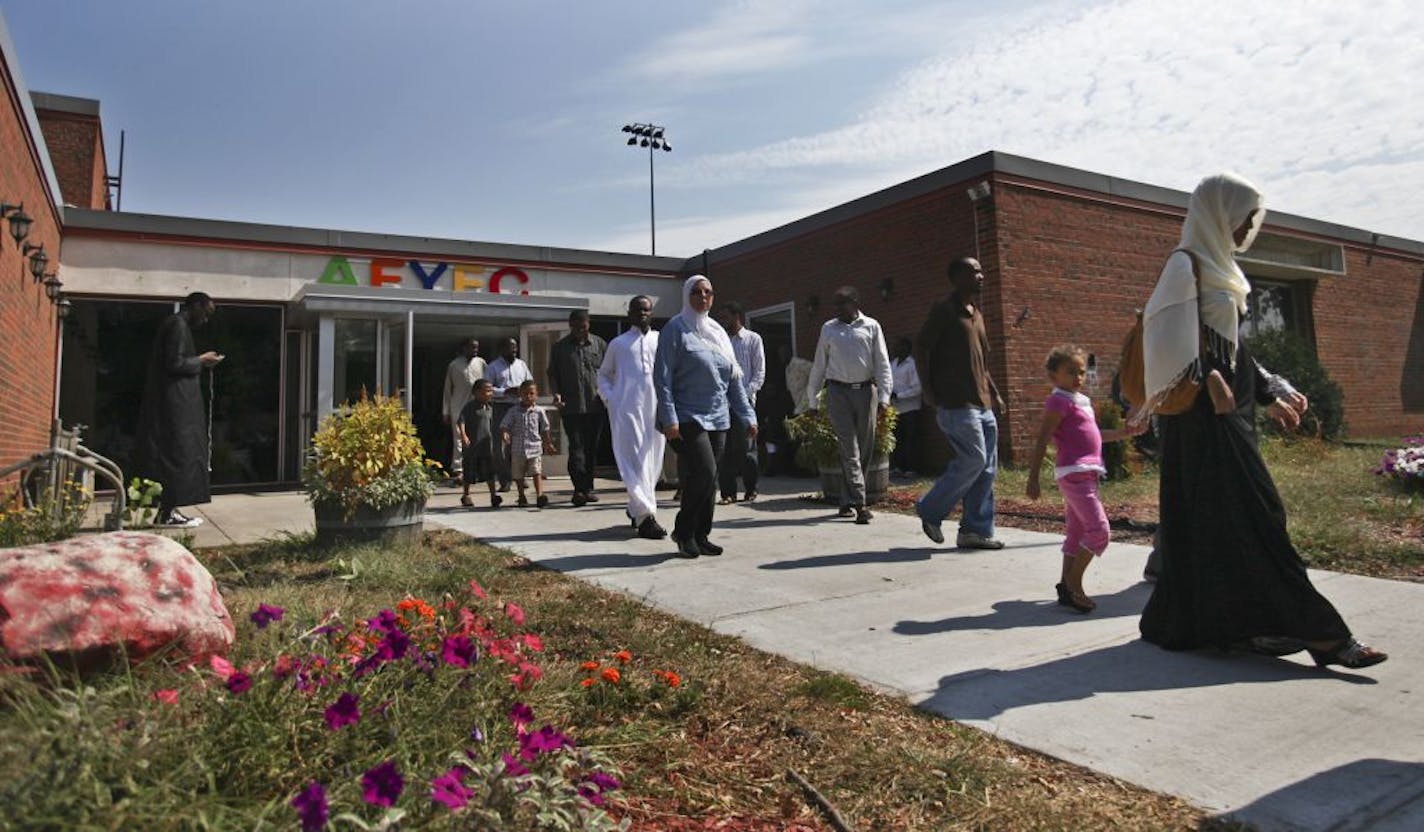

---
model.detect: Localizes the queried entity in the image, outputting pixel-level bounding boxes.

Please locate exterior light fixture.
[44,273,62,301]
[879,278,894,301]
[620,122,673,255]
[966,181,992,201]
[23,242,48,281]
[806,294,820,315]
[56,296,73,321]
[1,202,33,247]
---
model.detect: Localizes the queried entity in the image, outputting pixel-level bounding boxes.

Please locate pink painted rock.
[0,531,234,665]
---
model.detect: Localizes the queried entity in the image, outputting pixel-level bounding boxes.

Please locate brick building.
[705,152,1424,464]
[0,18,66,483]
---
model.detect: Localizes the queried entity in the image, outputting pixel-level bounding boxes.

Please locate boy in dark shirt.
[457,379,501,508]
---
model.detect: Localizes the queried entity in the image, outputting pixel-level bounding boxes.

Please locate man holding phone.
[136,292,224,528]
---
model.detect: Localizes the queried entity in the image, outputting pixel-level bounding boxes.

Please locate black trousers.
[670,422,726,542]
[718,416,759,498]
[562,411,604,495]
[892,407,922,473]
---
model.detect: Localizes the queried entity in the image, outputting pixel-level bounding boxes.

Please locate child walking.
[457,379,500,509]
[1026,345,1143,613]
[499,379,556,508]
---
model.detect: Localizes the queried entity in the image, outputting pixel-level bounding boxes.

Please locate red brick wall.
[715,173,1424,467]
[0,65,63,483]
[35,109,106,209]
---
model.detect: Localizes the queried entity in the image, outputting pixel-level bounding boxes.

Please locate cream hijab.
[677,275,742,379]
[1140,172,1264,415]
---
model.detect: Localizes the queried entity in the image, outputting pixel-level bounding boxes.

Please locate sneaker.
[536,494,549,509]
[837,506,854,518]
[854,507,873,525]
[170,510,204,527]
[743,490,758,502]
[637,516,668,540]
[491,495,503,509]
[158,513,201,529]
[670,532,701,558]
[695,537,723,556]
[956,531,1005,550]
[517,495,529,508]
[920,519,944,544]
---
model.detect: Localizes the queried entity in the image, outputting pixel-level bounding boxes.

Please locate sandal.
[460,496,473,507]
[517,495,529,508]
[1054,583,1094,613]
[1308,639,1388,670]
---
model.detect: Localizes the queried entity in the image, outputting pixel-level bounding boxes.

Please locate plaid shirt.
[500,404,550,458]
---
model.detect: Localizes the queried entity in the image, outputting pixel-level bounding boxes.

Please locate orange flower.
[580,677,597,688]
[662,671,682,688]
[614,650,632,664]
[601,667,621,685]
[580,661,600,672]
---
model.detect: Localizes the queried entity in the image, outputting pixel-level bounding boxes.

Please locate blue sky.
[7,0,1422,256]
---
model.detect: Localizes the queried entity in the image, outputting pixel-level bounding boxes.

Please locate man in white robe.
[597,295,667,539]
[442,338,486,481]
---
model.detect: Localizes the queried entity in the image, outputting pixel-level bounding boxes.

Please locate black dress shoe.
[584,492,599,503]
[837,506,854,518]
[855,507,873,525]
[572,492,588,507]
[670,532,701,558]
[695,537,723,556]
[637,516,668,539]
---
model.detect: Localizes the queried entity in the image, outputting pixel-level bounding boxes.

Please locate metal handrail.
[0,445,128,532]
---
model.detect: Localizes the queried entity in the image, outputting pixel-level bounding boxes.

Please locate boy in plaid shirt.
[499,379,556,508]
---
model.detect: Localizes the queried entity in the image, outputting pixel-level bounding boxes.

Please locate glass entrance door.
[519,321,569,477]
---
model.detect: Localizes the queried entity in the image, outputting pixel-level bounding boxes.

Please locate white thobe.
[443,355,487,472]
[597,327,666,523]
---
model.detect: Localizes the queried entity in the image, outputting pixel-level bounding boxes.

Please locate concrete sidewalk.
[161,480,1423,830]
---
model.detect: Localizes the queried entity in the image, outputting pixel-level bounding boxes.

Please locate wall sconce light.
[805,294,820,315]
[23,243,48,281]
[966,181,992,201]
[56,296,73,321]
[878,278,894,301]
[44,273,62,301]
[1012,306,1032,329]
[1,202,33,247]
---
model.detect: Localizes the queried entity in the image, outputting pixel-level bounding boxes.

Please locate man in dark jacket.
[135,292,224,528]
[548,309,608,506]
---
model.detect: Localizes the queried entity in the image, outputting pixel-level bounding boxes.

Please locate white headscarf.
[1141,172,1264,414]
[677,275,742,379]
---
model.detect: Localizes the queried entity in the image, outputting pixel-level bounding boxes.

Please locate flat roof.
[63,208,689,276]
[31,91,100,117]
[703,150,1424,264]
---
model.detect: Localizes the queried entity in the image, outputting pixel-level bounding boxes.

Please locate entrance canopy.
[292,281,588,325]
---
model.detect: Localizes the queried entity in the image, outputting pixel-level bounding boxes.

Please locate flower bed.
[1376,436,1424,491]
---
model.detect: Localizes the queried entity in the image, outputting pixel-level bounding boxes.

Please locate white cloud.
[667,0,1424,240]
[626,0,818,83]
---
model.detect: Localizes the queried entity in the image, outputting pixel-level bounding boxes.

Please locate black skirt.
[1139,340,1350,650]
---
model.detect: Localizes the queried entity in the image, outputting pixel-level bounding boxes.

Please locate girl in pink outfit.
[1026,345,1144,612]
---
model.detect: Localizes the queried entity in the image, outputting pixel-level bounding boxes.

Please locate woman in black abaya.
[1136,173,1386,670]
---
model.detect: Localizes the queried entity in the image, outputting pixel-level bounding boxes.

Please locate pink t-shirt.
[1045,388,1105,479]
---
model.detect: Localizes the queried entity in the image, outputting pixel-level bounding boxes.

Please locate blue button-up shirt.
[653,316,757,432]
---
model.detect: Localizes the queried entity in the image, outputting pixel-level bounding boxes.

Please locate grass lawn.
[0,530,1224,831]
[886,437,1422,581]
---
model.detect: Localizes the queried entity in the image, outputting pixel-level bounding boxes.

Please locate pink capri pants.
[1059,471,1110,557]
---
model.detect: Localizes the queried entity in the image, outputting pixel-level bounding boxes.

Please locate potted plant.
[784,393,897,505]
[302,392,443,545]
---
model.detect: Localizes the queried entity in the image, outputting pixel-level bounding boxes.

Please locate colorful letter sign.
[316,257,529,294]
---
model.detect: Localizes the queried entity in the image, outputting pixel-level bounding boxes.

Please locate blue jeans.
[916,406,998,536]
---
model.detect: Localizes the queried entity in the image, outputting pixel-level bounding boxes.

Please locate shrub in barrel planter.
[302,393,442,545]
[785,394,897,505]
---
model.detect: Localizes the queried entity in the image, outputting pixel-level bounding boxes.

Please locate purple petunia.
[508,702,534,728]
[469,725,485,743]
[376,628,412,662]
[225,671,253,695]
[501,753,529,778]
[367,609,400,634]
[431,766,475,810]
[323,692,361,730]
[578,770,622,807]
[518,725,574,761]
[291,782,329,832]
[441,635,478,668]
[249,603,285,629]
[361,760,404,807]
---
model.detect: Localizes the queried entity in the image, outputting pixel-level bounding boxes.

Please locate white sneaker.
[158,514,201,529]
[955,531,1004,550]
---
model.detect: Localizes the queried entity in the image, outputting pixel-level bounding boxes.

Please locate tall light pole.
[621,123,671,255]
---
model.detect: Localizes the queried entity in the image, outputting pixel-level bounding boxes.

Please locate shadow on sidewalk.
[760,545,939,570]
[893,583,1153,632]
[919,640,1378,722]
[514,551,680,572]
[1223,758,1424,831]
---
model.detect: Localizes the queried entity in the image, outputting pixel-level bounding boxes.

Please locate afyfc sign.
[317,256,531,294]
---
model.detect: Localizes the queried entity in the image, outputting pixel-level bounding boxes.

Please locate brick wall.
[0,65,63,483]
[34,108,106,209]
[714,173,1424,468]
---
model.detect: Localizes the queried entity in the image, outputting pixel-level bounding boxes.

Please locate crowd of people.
[141,172,1385,671]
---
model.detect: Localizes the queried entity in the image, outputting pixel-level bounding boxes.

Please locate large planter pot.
[314,498,425,547]
[818,454,890,505]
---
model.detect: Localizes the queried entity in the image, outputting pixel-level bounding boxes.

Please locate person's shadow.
[893,583,1153,633]
[1223,759,1424,831]
[918,640,1378,722]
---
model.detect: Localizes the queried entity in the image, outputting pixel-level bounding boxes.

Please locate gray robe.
[135,313,211,506]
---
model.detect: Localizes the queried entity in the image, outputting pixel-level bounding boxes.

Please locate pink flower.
[291,782,329,832]
[508,702,534,728]
[209,655,236,680]
[152,689,179,705]
[441,636,478,668]
[431,767,475,810]
[501,753,529,778]
[323,692,361,730]
[226,671,253,695]
[468,580,488,600]
[521,633,545,652]
[503,602,525,626]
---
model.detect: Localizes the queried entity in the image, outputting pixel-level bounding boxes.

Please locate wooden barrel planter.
[314,498,425,546]
[818,454,890,505]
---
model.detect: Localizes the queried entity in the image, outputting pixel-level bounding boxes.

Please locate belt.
[827,379,874,390]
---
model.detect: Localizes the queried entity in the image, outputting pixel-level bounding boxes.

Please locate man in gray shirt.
[548,309,608,506]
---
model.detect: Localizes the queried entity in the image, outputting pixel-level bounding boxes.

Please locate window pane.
[334,319,378,405]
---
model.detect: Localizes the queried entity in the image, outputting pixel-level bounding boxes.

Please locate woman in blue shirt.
[654,275,757,557]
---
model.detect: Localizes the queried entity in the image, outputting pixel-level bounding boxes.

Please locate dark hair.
[629,294,652,309]
[833,286,859,305]
[1045,343,1087,373]
[568,309,590,324]
[722,301,745,319]
[895,335,913,353]
[518,379,539,393]
[182,291,213,309]
[472,378,492,391]
[947,257,978,280]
